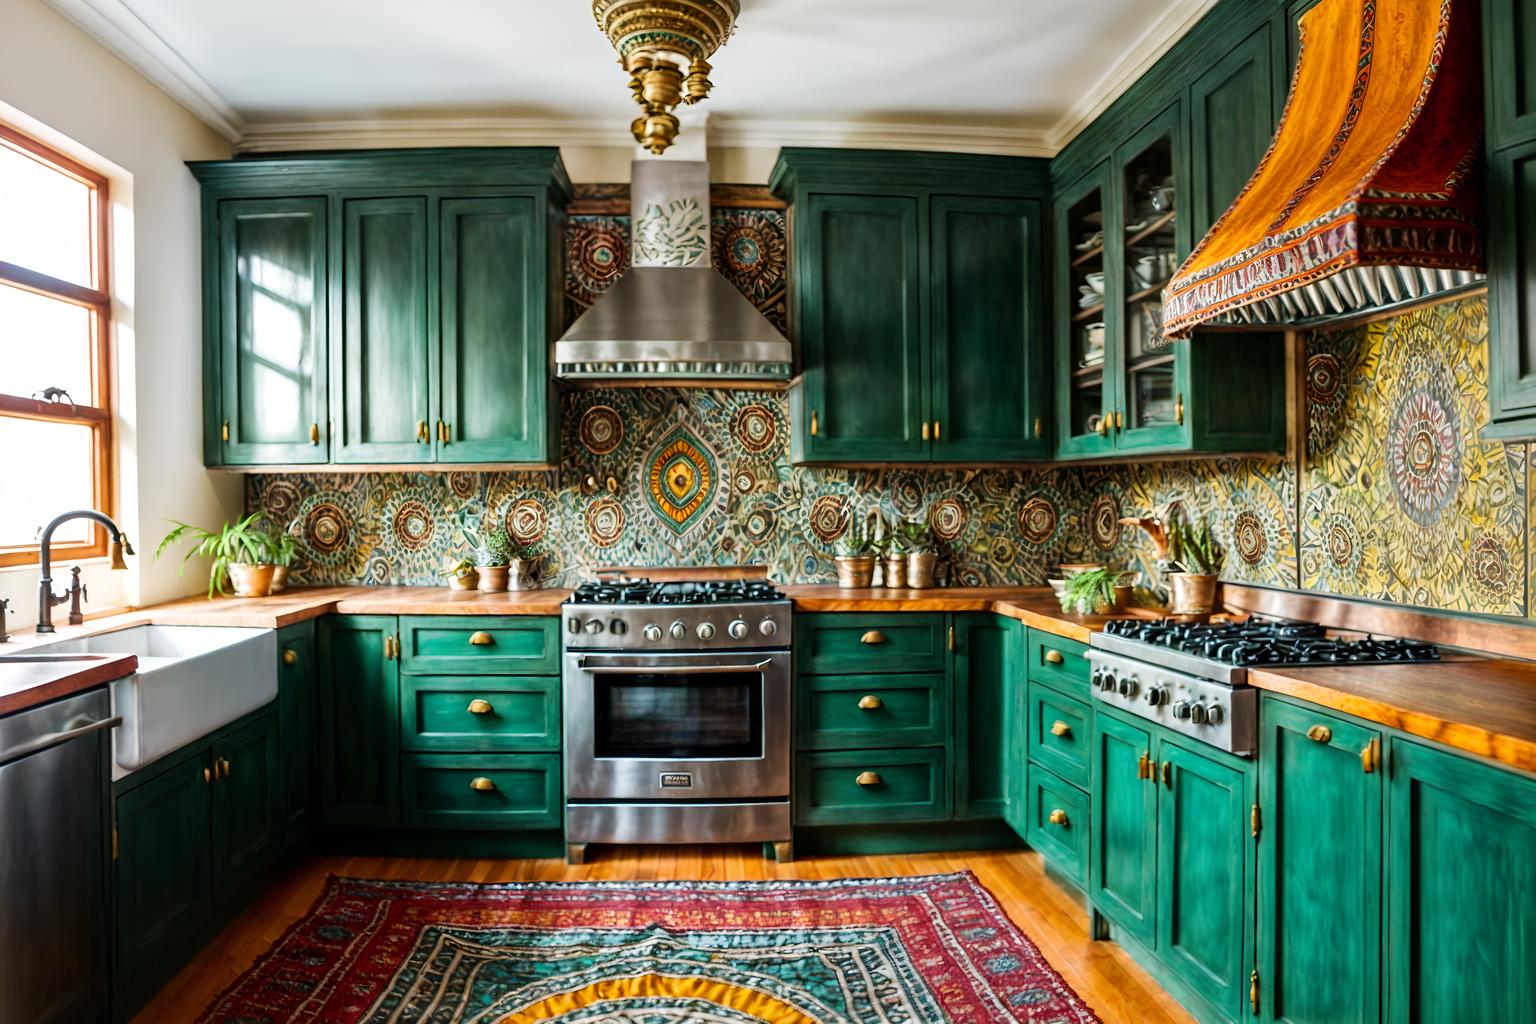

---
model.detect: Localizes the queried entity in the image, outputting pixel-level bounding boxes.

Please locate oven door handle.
[576,660,773,675]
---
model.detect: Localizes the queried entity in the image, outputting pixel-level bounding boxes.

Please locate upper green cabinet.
[773,150,1050,463]
[192,149,570,468]
[1484,0,1536,439]
[1187,22,1275,242]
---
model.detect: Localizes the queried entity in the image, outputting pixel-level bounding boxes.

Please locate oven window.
[594,673,763,759]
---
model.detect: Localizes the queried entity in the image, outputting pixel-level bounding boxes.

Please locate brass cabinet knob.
[467,698,494,715]
[1305,724,1332,743]
[859,630,886,645]
[1097,416,1109,437]
[468,631,495,646]
[469,776,497,792]
[1115,410,1124,431]
[416,419,429,443]
[309,422,320,445]
[203,766,212,784]
[1137,752,1150,780]
[1048,808,1069,826]
[855,771,882,787]
[1050,720,1072,738]
[921,420,930,441]
[221,420,230,442]
[933,420,941,441]
[857,694,883,710]
[1162,760,1172,787]
[282,649,298,666]
[1175,392,1185,425]
[1034,416,1044,439]
[1044,649,1065,665]
[1361,739,1379,774]
[215,758,231,781]
[810,409,819,437]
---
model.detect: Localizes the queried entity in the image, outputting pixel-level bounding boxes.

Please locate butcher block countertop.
[1249,659,1536,773]
[0,652,137,717]
[780,585,1144,643]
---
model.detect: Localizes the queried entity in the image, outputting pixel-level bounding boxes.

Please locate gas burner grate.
[569,578,785,606]
[1102,617,1439,667]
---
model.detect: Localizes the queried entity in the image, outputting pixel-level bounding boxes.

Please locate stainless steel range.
[562,578,793,863]
[1088,618,1440,756]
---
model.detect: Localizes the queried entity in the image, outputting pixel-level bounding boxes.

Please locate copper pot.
[882,554,908,589]
[906,551,938,589]
[227,563,275,598]
[1168,572,1219,615]
[833,555,875,589]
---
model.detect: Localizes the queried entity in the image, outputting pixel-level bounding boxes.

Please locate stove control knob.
[1117,676,1139,698]
[609,619,627,636]
[728,619,749,639]
[566,617,582,635]
[669,620,687,640]
[696,622,716,640]
[584,618,605,635]
[1144,685,1165,707]
[1093,669,1113,691]
[1172,700,1192,721]
[1204,703,1224,726]
[642,624,663,642]
[1189,702,1208,725]
[759,619,779,638]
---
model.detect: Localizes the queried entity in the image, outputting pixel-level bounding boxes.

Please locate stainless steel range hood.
[555,160,791,381]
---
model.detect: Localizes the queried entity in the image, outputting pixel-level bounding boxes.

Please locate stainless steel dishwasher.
[0,687,118,1023]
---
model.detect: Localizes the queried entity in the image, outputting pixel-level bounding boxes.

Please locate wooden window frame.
[0,121,113,568]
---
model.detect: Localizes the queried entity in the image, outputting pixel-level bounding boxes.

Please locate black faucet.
[37,510,133,634]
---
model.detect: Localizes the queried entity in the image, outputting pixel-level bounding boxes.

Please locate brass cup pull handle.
[282,649,298,666]
[216,758,231,781]
[1097,416,1109,437]
[1361,739,1379,774]
[467,698,494,715]
[1305,724,1333,743]
[1050,720,1072,738]
[468,631,495,646]
[1047,808,1069,826]
[1044,649,1065,665]
[859,630,886,645]
[1162,760,1172,787]
[469,776,497,792]
[857,695,883,710]
[1115,410,1124,431]
[416,419,429,443]
[855,771,882,787]
[1137,752,1150,780]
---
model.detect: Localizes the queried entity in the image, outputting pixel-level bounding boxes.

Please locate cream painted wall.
[0,0,234,631]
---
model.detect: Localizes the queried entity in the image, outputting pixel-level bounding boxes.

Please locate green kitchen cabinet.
[277,621,317,847]
[1483,0,1536,148]
[1385,738,1536,1023]
[335,196,431,463]
[1187,22,1275,243]
[208,196,329,466]
[795,747,949,825]
[209,713,281,905]
[1093,708,1159,947]
[191,149,570,468]
[952,614,1018,819]
[317,615,400,827]
[1054,162,1118,458]
[773,150,1051,463]
[1257,696,1382,1024]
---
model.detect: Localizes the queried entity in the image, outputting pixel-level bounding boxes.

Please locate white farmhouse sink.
[9,624,276,779]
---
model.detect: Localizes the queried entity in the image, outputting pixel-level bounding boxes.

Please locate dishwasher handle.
[0,715,120,763]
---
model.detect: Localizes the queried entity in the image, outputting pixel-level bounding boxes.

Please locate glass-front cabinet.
[1055,166,1114,458]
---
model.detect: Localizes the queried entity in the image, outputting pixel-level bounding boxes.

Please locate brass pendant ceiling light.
[592,0,739,154]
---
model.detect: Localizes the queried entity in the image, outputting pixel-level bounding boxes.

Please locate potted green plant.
[507,543,541,592]
[1166,506,1222,616]
[900,518,938,589]
[155,511,273,598]
[832,520,876,589]
[474,518,514,593]
[1058,565,1128,615]
[259,518,298,593]
[875,531,909,589]
[439,557,479,592]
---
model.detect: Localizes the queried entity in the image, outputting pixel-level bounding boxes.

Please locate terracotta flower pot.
[507,558,541,591]
[906,551,938,589]
[1168,572,1219,616]
[833,555,875,589]
[477,565,509,593]
[227,562,276,598]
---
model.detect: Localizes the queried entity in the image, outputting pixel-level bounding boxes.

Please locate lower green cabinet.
[401,753,561,829]
[953,614,1016,819]
[1025,764,1089,888]
[795,748,948,825]
[1385,737,1536,1023]
[277,621,317,847]
[1258,697,1382,1024]
[210,715,281,905]
[796,672,948,750]
[1093,709,1159,947]
[1012,630,1093,884]
[317,615,400,827]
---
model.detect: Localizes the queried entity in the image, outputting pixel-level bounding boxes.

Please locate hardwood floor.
[135,844,1195,1023]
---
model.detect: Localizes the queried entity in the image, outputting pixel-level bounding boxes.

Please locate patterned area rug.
[199,873,1100,1023]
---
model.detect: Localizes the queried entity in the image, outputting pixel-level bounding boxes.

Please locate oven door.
[564,650,790,801]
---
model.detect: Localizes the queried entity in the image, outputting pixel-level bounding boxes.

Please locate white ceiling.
[44,0,1218,153]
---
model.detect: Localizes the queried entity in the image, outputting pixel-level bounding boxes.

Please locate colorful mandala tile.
[644,415,723,539]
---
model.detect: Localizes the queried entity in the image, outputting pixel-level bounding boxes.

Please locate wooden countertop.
[0,652,137,717]
[1250,659,1536,773]
[782,585,1142,642]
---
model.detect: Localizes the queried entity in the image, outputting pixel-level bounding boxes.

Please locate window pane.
[0,143,93,287]
[0,282,94,402]
[0,417,94,549]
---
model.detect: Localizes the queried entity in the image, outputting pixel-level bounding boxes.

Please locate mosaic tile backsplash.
[245,188,1531,620]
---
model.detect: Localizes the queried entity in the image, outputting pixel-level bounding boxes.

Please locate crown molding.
[1044,0,1220,150]
[709,118,1054,158]
[42,0,243,141]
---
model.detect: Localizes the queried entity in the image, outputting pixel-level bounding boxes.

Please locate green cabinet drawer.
[400,676,560,752]
[794,748,948,825]
[401,753,561,829]
[796,613,946,674]
[1026,630,1091,698]
[1028,685,1092,788]
[399,616,560,675]
[1026,763,1090,889]
[796,672,947,750]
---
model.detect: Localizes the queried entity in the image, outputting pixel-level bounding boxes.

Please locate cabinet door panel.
[953,614,1015,819]
[1387,740,1536,1023]
[317,615,400,826]
[211,713,280,905]
[929,196,1045,460]
[1485,0,1536,145]
[439,196,549,462]
[1053,164,1117,459]
[795,193,927,461]
[115,753,211,979]
[1259,698,1381,1024]
[217,197,328,465]
[1157,736,1251,1022]
[277,622,316,841]
[1188,23,1273,243]
[336,197,431,462]
[1488,139,1536,421]
[1092,709,1157,945]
